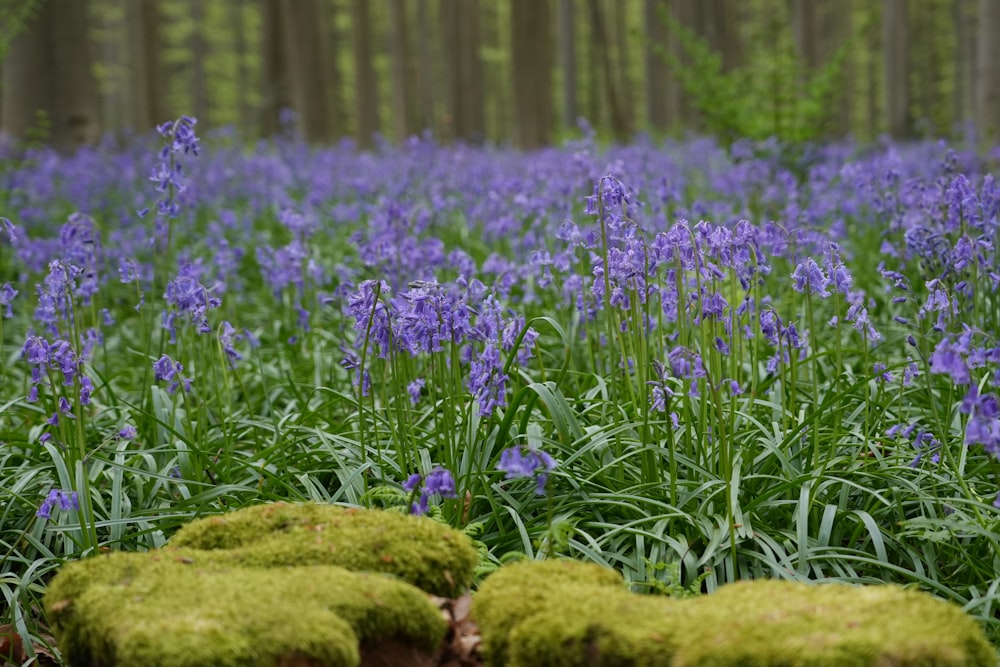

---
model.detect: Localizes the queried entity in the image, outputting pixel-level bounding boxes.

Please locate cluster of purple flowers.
[147,116,199,223]
[496,445,558,495]
[36,489,79,519]
[154,354,191,394]
[403,467,457,515]
[162,262,221,341]
[345,279,536,418]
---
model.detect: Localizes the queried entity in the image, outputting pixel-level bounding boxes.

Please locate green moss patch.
[43,503,480,666]
[474,560,997,667]
[166,502,478,597]
[45,554,445,667]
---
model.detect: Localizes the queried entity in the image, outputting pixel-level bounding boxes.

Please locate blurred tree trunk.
[389,0,417,142]
[440,0,458,141]
[612,1,633,137]
[884,0,911,138]
[260,0,290,136]
[644,0,670,133]
[703,0,741,72]
[228,0,250,137]
[667,0,701,128]
[2,0,102,152]
[586,0,629,142]
[793,0,850,136]
[510,0,552,149]
[322,0,346,139]
[511,0,553,148]
[415,0,436,134]
[954,0,975,128]
[585,1,602,129]
[125,0,167,133]
[280,0,330,142]
[558,0,577,130]
[976,0,1000,139]
[190,0,209,126]
[457,0,485,143]
[792,0,821,69]
[351,0,379,148]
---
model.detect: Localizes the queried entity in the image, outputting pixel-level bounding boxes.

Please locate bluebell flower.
[36,489,79,519]
[0,283,16,317]
[403,467,458,515]
[407,378,425,405]
[497,445,557,495]
[791,258,830,297]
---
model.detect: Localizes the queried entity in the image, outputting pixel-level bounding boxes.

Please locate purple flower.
[403,473,423,492]
[791,258,830,297]
[930,338,970,385]
[118,425,138,440]
[403,467,458,515]
[497,445,557,495]
[153,354,189,393]
[36,489,79,519]
[468,342,508,418]
[407,378,425,405]
[0,283,17,318]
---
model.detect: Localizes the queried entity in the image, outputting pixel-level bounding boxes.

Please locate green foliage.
[637,559,707,598]
[0,0,42,64]
[656,7,849,144]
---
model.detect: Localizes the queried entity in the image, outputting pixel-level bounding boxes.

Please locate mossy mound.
[166,501,478,597]
[45,554,445,667]
[474,560,997,667]
[44,503,480,666]
[673,579,997,667]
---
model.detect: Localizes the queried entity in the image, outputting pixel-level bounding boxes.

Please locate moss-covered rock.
[45,554,445,667]
[167,502,477,597]
[673,579,998,667]
[473,560,997,667]
[43,503,480,666]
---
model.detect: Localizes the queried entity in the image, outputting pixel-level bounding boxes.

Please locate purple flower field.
[3,121,1000,649]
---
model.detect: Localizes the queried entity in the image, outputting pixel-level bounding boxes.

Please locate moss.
[474,561,997,667]
[45,553,447,667]
[167,502,477,597]
[473,559,630,666]
[673,580,998,667]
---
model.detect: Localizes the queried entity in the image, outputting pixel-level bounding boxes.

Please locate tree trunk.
[644,0,670,133]
[322,0,347,139]
[792,0,821,69]
[884,0,911,138]
[259,0,290,137]
[415,0,436,135]
[667,0,701,128]
[351,0,379,148]
[190,0,209,126]
[975,0,1000,139]
[229,0,251,137]
[439,0,459,141]
[2,0,102,152]
[586,0,629,142]
[125,0,167,133]
[457,0,485,144]
[954,0,975,128]
[511,0,553,149]
[280,0,330,142]
[389,0,417,142]
[559,0,577,130]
